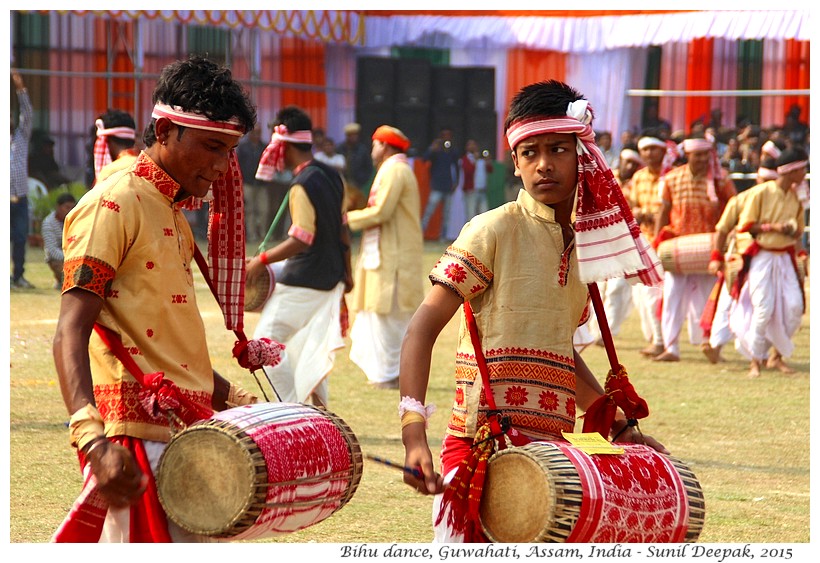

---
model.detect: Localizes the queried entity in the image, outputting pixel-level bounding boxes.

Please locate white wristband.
[398,396,436,420]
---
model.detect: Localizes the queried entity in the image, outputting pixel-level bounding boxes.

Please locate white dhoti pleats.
[254,282,346,405]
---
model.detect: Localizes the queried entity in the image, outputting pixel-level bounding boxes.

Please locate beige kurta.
[346,154,425,314]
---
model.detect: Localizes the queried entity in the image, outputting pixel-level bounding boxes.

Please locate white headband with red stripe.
[93,119,136,180]
[255,124,313,180]
[777,160,808,175]
[151,103,245,137]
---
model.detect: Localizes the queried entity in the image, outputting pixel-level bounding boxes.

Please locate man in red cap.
[346,126,425,389]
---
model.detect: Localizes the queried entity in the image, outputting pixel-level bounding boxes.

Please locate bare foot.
[652,351,680,362]
[747,361,761,379]
[701,344,722,364]
[767,356,796,374]
[640,343,665,357]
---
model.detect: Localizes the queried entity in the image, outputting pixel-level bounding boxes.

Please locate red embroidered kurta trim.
[133,152,185,201]
[558,241,574,287]
[448,349,577,441]
[288,224,315,245]
[95,382,212,427]
[64,256,116,299]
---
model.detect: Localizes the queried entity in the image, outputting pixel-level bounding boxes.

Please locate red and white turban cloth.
[255,124,313,180]
[506,100,663,286]
[93,120,136,181]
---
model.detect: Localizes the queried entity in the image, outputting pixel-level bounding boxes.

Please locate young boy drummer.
[398,80,669,542]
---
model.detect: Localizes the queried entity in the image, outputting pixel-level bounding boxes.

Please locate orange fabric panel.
[504,48,567,149]
[280,37,328,129]
[414,158,443,240]
[685,37,713,133]
[784,39,810,124]
[92,18,136,118]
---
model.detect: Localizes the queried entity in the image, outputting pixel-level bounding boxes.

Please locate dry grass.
[7,242,811,545]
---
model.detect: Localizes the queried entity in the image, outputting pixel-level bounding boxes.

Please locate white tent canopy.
[363,10,810,52]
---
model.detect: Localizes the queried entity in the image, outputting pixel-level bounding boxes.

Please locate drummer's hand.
[86,440,149,507]
[402,424,444,495]
[245,255,266,279]
[707,259,723,276]
[343,272,354,293]
[611,420,670,455]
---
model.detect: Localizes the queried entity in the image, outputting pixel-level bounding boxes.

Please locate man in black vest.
[247,106,353,407]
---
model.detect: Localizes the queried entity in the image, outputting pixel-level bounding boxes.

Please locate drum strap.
[581,284,650,438]
[93,323,214,427]
[193,245,284,378]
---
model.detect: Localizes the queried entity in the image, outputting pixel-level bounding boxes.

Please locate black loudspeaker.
[356,57,396,107]
[393,104,431,157]
[465,110,498,156]
[395,59,432,108]
[431,66,466,110]
[465,67,495,111]
[356,103,395,141]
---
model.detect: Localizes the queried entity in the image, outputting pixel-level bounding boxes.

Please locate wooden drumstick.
[365,454,422,479]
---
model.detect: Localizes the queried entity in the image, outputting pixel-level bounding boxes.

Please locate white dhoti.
[253,282,346,406]
[660,271,714,355]
[632,282,664,345]
[709,279,736,349]
[587,278,633,340]
[349,303,413,385]
[729,250,803,361]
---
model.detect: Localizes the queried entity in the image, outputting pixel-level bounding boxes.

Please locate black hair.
[504,80,587,132]
[143,55,257,146]
[760,156,777,171]
[776,146,809,169]
[56,192,76,206]
[272,105,313,153]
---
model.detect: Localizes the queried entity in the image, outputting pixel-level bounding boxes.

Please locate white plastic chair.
[27,177,49,236]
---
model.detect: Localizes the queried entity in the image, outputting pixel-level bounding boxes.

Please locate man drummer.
[728,147,808,378]
[247,105,353,407]
[398,79,668,542]
[52,56,268,542]
[652,135,736,362]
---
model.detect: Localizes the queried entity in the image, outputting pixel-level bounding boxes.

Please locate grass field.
[7,242,812,545]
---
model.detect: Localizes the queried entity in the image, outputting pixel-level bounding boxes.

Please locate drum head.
[244,265,274,312]
[480,450,556,543]
[157,425,267,537]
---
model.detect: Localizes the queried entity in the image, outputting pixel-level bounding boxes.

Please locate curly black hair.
[504,79,587,132]
[143,55,257,146]
[272,105,313,153]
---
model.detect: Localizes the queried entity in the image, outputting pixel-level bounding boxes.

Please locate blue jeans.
[10,197,29,281]
[421,190,452,239]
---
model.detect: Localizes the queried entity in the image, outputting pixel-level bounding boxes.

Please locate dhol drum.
[244,261,285,312]
[479,441,705,543]
[156,402,363,540]
[658,233,716,275]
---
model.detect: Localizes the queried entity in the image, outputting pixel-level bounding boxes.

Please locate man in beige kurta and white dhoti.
[347,125,425,388]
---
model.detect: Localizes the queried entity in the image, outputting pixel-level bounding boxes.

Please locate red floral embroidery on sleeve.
[444,263,467,284]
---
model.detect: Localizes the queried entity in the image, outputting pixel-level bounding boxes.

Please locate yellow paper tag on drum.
[562,431,624,455]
